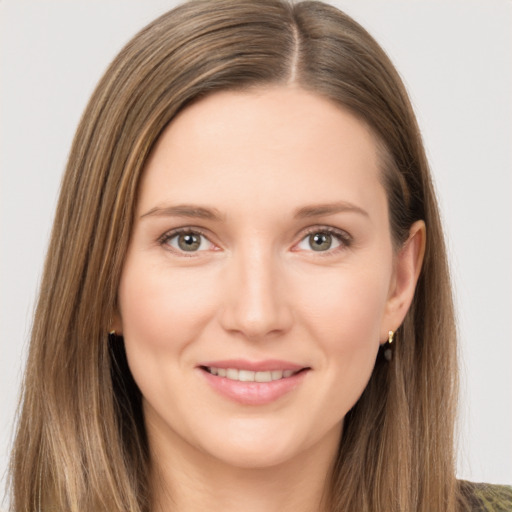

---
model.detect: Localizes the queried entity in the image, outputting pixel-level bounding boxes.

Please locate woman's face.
[116,86,422,469]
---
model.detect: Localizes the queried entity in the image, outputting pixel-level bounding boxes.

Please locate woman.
[7,1,512,511]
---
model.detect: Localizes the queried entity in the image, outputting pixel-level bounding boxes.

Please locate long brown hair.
[9,1,463,510]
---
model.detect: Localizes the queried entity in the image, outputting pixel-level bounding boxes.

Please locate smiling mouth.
[200,366,308,383]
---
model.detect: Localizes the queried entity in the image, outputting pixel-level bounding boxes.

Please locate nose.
[218,243,293,340]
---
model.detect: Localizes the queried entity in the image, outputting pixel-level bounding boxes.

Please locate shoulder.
[459,480,512,511]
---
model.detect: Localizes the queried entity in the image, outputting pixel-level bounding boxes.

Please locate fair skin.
[114,86,425,512]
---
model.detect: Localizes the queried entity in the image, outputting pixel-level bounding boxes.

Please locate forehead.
[138,86,384,218]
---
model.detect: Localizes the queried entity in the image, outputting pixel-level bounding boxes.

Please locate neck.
[148,418,340,512]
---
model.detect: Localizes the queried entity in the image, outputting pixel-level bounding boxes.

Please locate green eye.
[309,232,333,251]
[177,233,202,251]
[165,231,210,252]
[296,229,345,253]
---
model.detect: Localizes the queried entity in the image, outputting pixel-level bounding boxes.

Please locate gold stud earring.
[384,330,394,361]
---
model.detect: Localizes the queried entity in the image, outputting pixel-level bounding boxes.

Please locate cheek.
[116,256,221,423]
[294,263,391,347]
[118,257,219,350]
[293,264,391,409]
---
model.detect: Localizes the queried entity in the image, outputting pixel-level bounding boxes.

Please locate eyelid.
[293,225,353,254]
[158,227,218,256]
[157,224,352,256]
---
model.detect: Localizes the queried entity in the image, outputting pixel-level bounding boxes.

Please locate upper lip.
[198,359,309,372]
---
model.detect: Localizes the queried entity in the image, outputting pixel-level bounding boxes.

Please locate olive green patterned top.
[460,480,512,511]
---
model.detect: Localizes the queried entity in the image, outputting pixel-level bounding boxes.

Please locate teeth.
[206,367,300,382]
[255,371,272,383]
[226,368,238,380]
[238,370,254,381]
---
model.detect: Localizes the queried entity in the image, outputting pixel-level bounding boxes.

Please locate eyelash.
[158,227,213,257]
[158,225,352,256]
[299,226,352,255]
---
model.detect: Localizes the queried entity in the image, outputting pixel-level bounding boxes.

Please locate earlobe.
[382,220,426,339]
[110,313,123,336]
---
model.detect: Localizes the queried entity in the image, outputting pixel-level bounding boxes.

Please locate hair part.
[10,1,464,510]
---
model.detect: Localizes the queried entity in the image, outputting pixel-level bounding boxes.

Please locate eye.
[295,228,349,253]
[161,229,214,253]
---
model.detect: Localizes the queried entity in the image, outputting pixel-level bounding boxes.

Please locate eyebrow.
[140,201,368,221]
[140,204,225,221]
[293,201,369,219]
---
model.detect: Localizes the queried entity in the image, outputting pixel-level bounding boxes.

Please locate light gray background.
[1,0,511,500]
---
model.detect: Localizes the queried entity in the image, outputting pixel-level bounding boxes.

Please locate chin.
[203,438,302,470]
[195,417,334,470]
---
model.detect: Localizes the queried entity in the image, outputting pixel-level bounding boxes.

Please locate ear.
[381,220,426,342]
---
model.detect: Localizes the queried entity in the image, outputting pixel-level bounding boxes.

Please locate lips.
[197,359,310,405]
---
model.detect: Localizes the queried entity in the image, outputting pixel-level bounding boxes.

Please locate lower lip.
[199,368,309,405]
